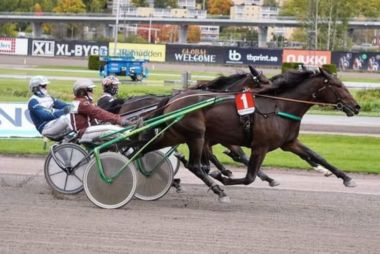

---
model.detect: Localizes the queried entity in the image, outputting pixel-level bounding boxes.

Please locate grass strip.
[1,134,379,174]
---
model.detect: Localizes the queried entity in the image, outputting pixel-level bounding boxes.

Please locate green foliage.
[154,0,178,8]
[263,0,278,6]
[88,55,106,70]
[281,62,303,73]
[53,0,86,13]
[0,23,17,37]
[118,34,148,43]
[322,64,337,74]
[83,0,108,12]
[132,0,149,7]
[280,0,378,50]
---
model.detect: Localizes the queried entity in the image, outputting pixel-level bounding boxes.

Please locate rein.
[138,81,339,122]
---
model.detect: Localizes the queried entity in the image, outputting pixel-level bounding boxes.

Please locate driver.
[28,76,73,139]
[69,78,137,139]
[97,76,126,114]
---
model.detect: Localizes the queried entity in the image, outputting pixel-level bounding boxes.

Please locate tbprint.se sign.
[0,103,40,137]
[283,50,331,66]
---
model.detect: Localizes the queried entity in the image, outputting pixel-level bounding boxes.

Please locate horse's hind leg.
[304,157,333,177]
[223,145,280,187]
[187,138,230,203]
[281,139,356,187]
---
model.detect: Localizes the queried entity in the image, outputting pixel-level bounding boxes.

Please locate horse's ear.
[249,65,259,76]
[319,67,328,77]
[301,64,307,71]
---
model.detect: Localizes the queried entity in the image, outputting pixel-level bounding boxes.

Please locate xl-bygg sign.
[30,39,108,57]
[224,48,283,66]
[0,103,40,137]
[283,50,331,66]
[0,37,28,55]
[166,45,224,64]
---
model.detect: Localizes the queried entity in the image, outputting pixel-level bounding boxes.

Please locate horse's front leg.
[222,145,280,187]
[210,147,267,186]
[281,139,356,187]
[186,138,230,203]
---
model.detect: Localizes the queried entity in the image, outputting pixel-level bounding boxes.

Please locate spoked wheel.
[44,143,89,194]
[83,152,137,209]
[134,150,174,201]
[159,147,180,176]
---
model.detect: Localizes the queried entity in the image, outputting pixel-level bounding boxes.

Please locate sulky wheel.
[159,147,180,176]
[44,143,89,194]
[134,150,174,201]
[83,152,137,209]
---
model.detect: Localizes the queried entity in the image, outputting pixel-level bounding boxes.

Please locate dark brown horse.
[175,67,331,181]
[142,67,360,203]
[114,68,281,187]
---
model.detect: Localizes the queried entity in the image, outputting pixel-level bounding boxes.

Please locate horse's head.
[314,68,361,116]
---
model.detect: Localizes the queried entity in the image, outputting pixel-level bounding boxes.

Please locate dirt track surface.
[1,155,380,254]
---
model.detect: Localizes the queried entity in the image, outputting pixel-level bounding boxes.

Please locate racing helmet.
[73,79,96,99]
[29,76,50,93]
[102,76,121,96]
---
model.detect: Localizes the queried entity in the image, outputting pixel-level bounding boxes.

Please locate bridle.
[311,77,344,110]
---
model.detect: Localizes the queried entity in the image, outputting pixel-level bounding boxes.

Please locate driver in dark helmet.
[69,78,140,139]
[97,76,126,114]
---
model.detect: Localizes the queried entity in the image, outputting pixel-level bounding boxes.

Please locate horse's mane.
[258,70,315,95]
[186,71,248,91]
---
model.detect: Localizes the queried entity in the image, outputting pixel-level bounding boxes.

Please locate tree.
[188,26,201,43]
[53,0,86,13]
[34,3,43,14]
[53,0,86,39]
[280,0,375,50]
[154,0,177,8]
[40,0,54,12]
[263,0,278,6]
[132,0,149,7]
[207,0,232,15]
[82,0,108,12]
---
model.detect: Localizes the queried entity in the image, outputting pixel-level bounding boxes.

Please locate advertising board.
[332,51,380,71]
[283,50,331,66]
[0,37,28,55]
[0,103,40,137]
[29,39,108,57]
[224,48,282,66]
[166,45,224,64]
[109,43,166,62]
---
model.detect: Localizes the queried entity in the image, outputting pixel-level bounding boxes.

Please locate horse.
[140,67,360,203]
[112,69,281,187]
[183,66,332,177]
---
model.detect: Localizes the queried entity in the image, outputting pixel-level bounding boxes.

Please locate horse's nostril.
[355,105,361,110]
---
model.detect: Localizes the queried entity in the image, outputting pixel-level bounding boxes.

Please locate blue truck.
[99,56,149,81]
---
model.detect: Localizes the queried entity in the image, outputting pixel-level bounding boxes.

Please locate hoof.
[269,180,280,187]
[324,171,333,177]
[222,170,234,178]
[209,170,222,179]
[344,179,357,188]
[176,186,186,193]
[219,196,231,203]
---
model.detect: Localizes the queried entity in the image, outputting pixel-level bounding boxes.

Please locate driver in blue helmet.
[28,76,73,139]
